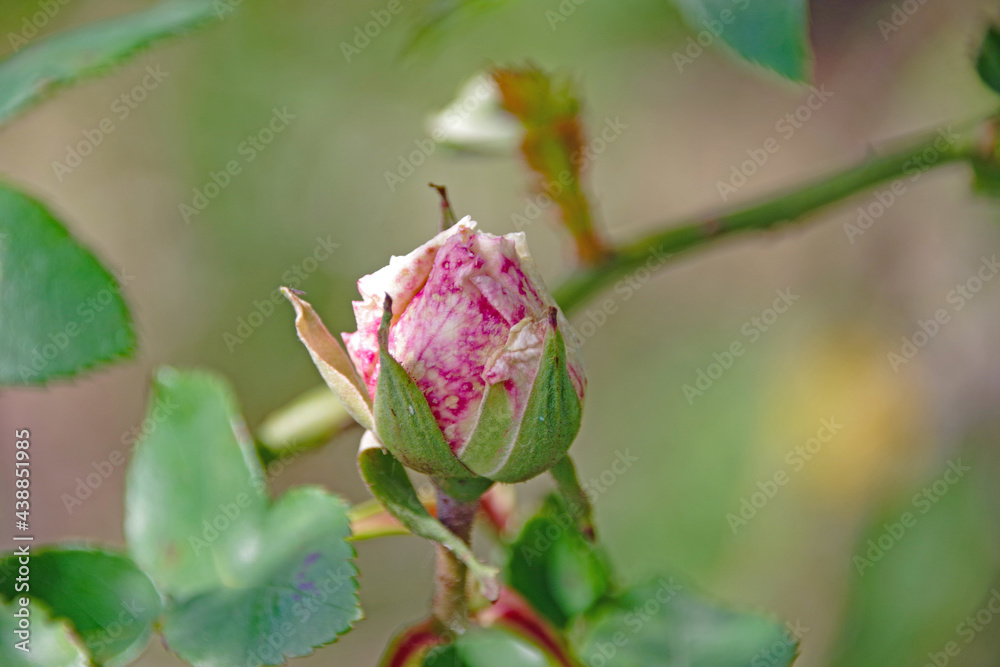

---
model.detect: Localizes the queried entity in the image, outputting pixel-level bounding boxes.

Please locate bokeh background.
[3,0,1000,664]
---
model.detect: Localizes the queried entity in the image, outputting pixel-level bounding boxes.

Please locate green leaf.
[0,183,135,385]
[829,458,1000,667]
[424,628,556,667]
[124,367,267,598]
[161,487,361,666]
[580,581,799,666]
[124,367,361,666]
[358,438,499,600]
[0,0,222,127]
[0,597,88,667]
[976,24,1000,95]
[671,0,812,81]
[0,547,161,666]
[507,494,611,628]
[423,644,463,666]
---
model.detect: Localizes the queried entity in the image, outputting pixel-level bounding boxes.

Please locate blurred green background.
[3,0,1000,664]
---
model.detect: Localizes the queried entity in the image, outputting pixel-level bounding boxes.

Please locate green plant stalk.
[432,488,480,634]
[554,120,988,314]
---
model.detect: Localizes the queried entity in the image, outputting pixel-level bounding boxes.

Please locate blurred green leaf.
[406,0,509,54]
[0,597,88,667]
[976,24,1000,95]
[829,458,1000,667]
[424,644,464,666]
[124,367,267,598]
[671,0,811,81]
[0,0,222,127]
[971,156,1000,199]
[161,487,360,666]
[423,628,556,666]
[580,581,798,666]
[507,494,611,628]
[0,547,161,667]
[255,384,354,460]
[124,367,361,667]
[0,183,135,385]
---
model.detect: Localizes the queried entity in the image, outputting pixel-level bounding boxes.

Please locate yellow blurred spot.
[760,327,930,510]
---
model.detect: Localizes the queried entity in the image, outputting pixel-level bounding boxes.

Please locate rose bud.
[285,218,585,490]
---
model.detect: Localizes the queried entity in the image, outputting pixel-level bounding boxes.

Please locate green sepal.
[373,295,477,480]
[357,436,499,601]
[456,382,515,477]
[460,320,582,484]
[549,455,596,541]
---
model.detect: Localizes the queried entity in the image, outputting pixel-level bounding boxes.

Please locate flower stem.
[432,487,480,634]
[554,115,994,314]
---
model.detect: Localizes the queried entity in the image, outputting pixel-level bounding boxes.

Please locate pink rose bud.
[286,217,585,491]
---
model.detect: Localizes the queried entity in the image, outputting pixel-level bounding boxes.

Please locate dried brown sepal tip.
[429,183,458,230]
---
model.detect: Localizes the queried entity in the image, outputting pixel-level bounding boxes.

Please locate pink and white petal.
[343,217,476,394]
[483,317,549,420]
[473,234,548,319]
[389,231,512,450]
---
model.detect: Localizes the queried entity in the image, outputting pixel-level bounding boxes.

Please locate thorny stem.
[432,487,480,634]
[554,114,996,314]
